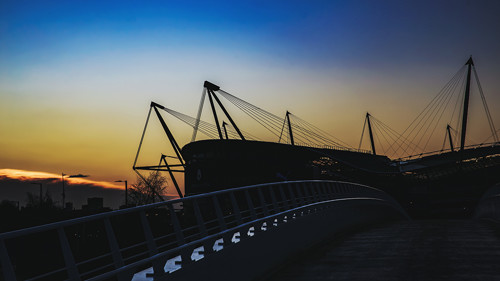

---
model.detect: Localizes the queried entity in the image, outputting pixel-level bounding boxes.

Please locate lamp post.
[115,180,128,207]
[30,182,43,207]
[61,173,66,208]
[62,173,89,208]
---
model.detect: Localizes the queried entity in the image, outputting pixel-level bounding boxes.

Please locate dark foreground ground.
[264,220,500,281]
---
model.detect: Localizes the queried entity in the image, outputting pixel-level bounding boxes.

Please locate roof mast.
[460,57,474,151]
[447,124,454,152]
[286,111,294,145]
[366,113,376,155]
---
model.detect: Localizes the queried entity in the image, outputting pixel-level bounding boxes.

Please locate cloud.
[0,169,124,209]
[0,169,122,189]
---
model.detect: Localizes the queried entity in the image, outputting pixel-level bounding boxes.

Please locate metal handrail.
[395,141,500,161]
[293,141,372,154]
[0,180,405,281]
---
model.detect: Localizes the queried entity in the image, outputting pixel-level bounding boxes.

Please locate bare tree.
[129,172,168,205]
[25,190,57,209]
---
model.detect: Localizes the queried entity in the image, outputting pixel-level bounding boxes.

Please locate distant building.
[82,197,104,211]
[64,202,73,211]
[0,200,19,211]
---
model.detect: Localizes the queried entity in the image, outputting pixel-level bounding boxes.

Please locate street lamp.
[115,180,128,206]
[30,182,43,207]
[62,173,89,208]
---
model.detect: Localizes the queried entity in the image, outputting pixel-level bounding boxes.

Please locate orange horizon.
[0,168,182,198]
[0,168,123,190]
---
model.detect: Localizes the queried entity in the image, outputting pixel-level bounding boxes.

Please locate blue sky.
[1,0,500,188]
[4,1,499,73]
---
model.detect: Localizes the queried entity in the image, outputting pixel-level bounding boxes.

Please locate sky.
[1,0,500,204]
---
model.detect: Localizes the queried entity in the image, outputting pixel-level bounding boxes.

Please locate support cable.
[420,74,463,152]
[408,68,463,154]
[482,129,500,143]
[161,107,220,139]
[455,77,467,140]
[209,89,246,140]
[449,74,466,135]
[372,118,404,157]
[225,123,260,140]
[161,106,258,140]
[192,88,207,142]
[289,121,345,147]
[290,113,351,148]
[473,66,498,142]
[224,95,284,133]
[376,115,421,156]
[372,123,384,155]
[133,106,153,169]
[290,117,345,147]
[440,128,448,151]
[207,89,224,139]
[218,89,350,149]
[220,94,283,138]
[278,114,287,143]
[229,97,283,133]
[404,67,463,155]
[358,116,367,151]
[390,66,466,156]
[372,116,416,157]
[218,90,284,128]
[375,119,401,156]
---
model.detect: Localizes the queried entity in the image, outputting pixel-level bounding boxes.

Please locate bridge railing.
[0,180,404,281]
[293,141,372,154]
[395,141,500,161]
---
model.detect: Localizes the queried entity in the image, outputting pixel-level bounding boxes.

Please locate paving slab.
[265,220,500,281]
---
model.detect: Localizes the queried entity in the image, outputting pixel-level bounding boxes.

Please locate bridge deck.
[266,220,500,280]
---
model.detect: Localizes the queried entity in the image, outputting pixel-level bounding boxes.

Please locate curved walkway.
[266,220,500,281]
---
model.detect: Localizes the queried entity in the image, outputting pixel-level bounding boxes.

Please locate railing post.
[321,182,329,200]
[0,239,16,281]
[323,182,329,199]
[311,182,319,202]
[244,190,258,220]
[140,211,158,254]
[288,183,299,207]
[104,218,123,268]
[329,182,337,198]
[167,203,185,245]
[229,191,243,225]
[257,188,270,216]
[353,184,361,196]
[311,182,320,202]
[193,198,208,237]
[295,183,305,205]
[311,182,323,202]
[269,186,279,213]
[331,182,336,195]
[104,218,131,281]
[140,210,164,277]
[212,195,227,231]
[316,182,323,201]
[57,227,81,281]
[279,184,290,210]
[302,183,312,203]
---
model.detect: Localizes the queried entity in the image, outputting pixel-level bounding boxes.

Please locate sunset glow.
[0,169,122,190]
[1,1,500,205]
